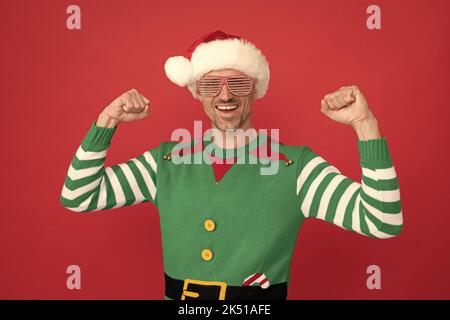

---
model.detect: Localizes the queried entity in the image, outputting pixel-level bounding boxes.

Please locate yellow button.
[201,249,213,261]
[204,219,216,232]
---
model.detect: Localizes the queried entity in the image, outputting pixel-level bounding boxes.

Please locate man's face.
[197,69,256,131]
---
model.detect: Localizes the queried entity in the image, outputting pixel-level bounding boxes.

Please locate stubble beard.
[212,110,251,132]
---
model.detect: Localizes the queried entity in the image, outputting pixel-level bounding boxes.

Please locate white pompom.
[164,56,193,87]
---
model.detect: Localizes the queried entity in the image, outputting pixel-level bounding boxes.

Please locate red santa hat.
[164,30,270,99]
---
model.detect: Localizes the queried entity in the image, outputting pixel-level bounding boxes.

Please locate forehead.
[203,68,248,77]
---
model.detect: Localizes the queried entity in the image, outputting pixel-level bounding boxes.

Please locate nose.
[217,82,233,101]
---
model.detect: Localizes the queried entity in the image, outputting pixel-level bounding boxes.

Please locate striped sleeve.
[60,121,159,213]
[296,138,403,239]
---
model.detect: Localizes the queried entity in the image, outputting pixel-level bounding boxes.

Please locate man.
[60,30,403,300]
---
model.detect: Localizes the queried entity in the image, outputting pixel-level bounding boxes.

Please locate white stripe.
[76,145,107,160]
[67,164,103,180]
[317,175,346,220]
[364,214,393,239]
[118,163,145,204]
[97,177,108,210]
[252,275,267,285]
[362,181,400,203]
[260,281,270,289]
[333,182,360,227]
[105,167,126,208]
[361,168,377,180]
[244,274,255,282]
[67,193,95,212]
[296,156,326,194]
[61,176,102,200]
[362,166,397,181]
[361,198,403,226]
[301,165,340,217]
[132,158,156,200]
[375,167,397,180]
[254,275,270,289]
[351,196,361,233]
[143,151,157,173]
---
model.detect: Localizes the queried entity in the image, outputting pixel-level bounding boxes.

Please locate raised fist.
[97,89,151,128]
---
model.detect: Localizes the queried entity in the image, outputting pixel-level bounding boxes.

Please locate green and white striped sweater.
[61,122,403,239]
[60,121,403,293]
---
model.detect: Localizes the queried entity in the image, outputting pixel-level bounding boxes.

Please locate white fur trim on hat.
[165,38,270,99]
[164,56,193,87]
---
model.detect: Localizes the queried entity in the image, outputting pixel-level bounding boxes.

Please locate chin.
[218,122,240,131]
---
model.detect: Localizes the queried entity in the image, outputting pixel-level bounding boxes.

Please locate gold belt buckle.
[181,278,227,300]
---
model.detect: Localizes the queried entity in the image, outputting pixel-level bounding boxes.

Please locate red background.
[1,0,449,299]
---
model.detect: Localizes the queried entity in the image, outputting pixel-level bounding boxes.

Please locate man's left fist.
[320,85,375,126]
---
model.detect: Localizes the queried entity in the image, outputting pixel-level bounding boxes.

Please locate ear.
[196,91,204,102]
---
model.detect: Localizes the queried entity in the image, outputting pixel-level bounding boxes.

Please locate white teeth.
[216,105,238,110]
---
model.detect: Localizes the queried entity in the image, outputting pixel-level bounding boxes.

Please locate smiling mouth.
[215,104,239,112]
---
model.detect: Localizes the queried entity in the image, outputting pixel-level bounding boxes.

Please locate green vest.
[156,137,306,287]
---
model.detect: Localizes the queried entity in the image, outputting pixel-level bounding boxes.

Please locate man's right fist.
[96,89,151,128]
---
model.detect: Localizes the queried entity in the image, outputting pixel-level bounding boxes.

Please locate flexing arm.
[297,86,403,238]
[60,89,158,212]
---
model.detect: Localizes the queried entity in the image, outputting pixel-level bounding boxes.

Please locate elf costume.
[61,30,403,300]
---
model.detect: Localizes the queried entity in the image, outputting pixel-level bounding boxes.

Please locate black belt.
[165,273,287,300]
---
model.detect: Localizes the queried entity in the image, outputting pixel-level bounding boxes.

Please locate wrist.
[351,115,381,141]
[96,113,119,128]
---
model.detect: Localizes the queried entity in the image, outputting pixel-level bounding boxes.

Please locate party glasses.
[197,75,254,97]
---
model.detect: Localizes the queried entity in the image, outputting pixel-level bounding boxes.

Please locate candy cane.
[242,273,270,289]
